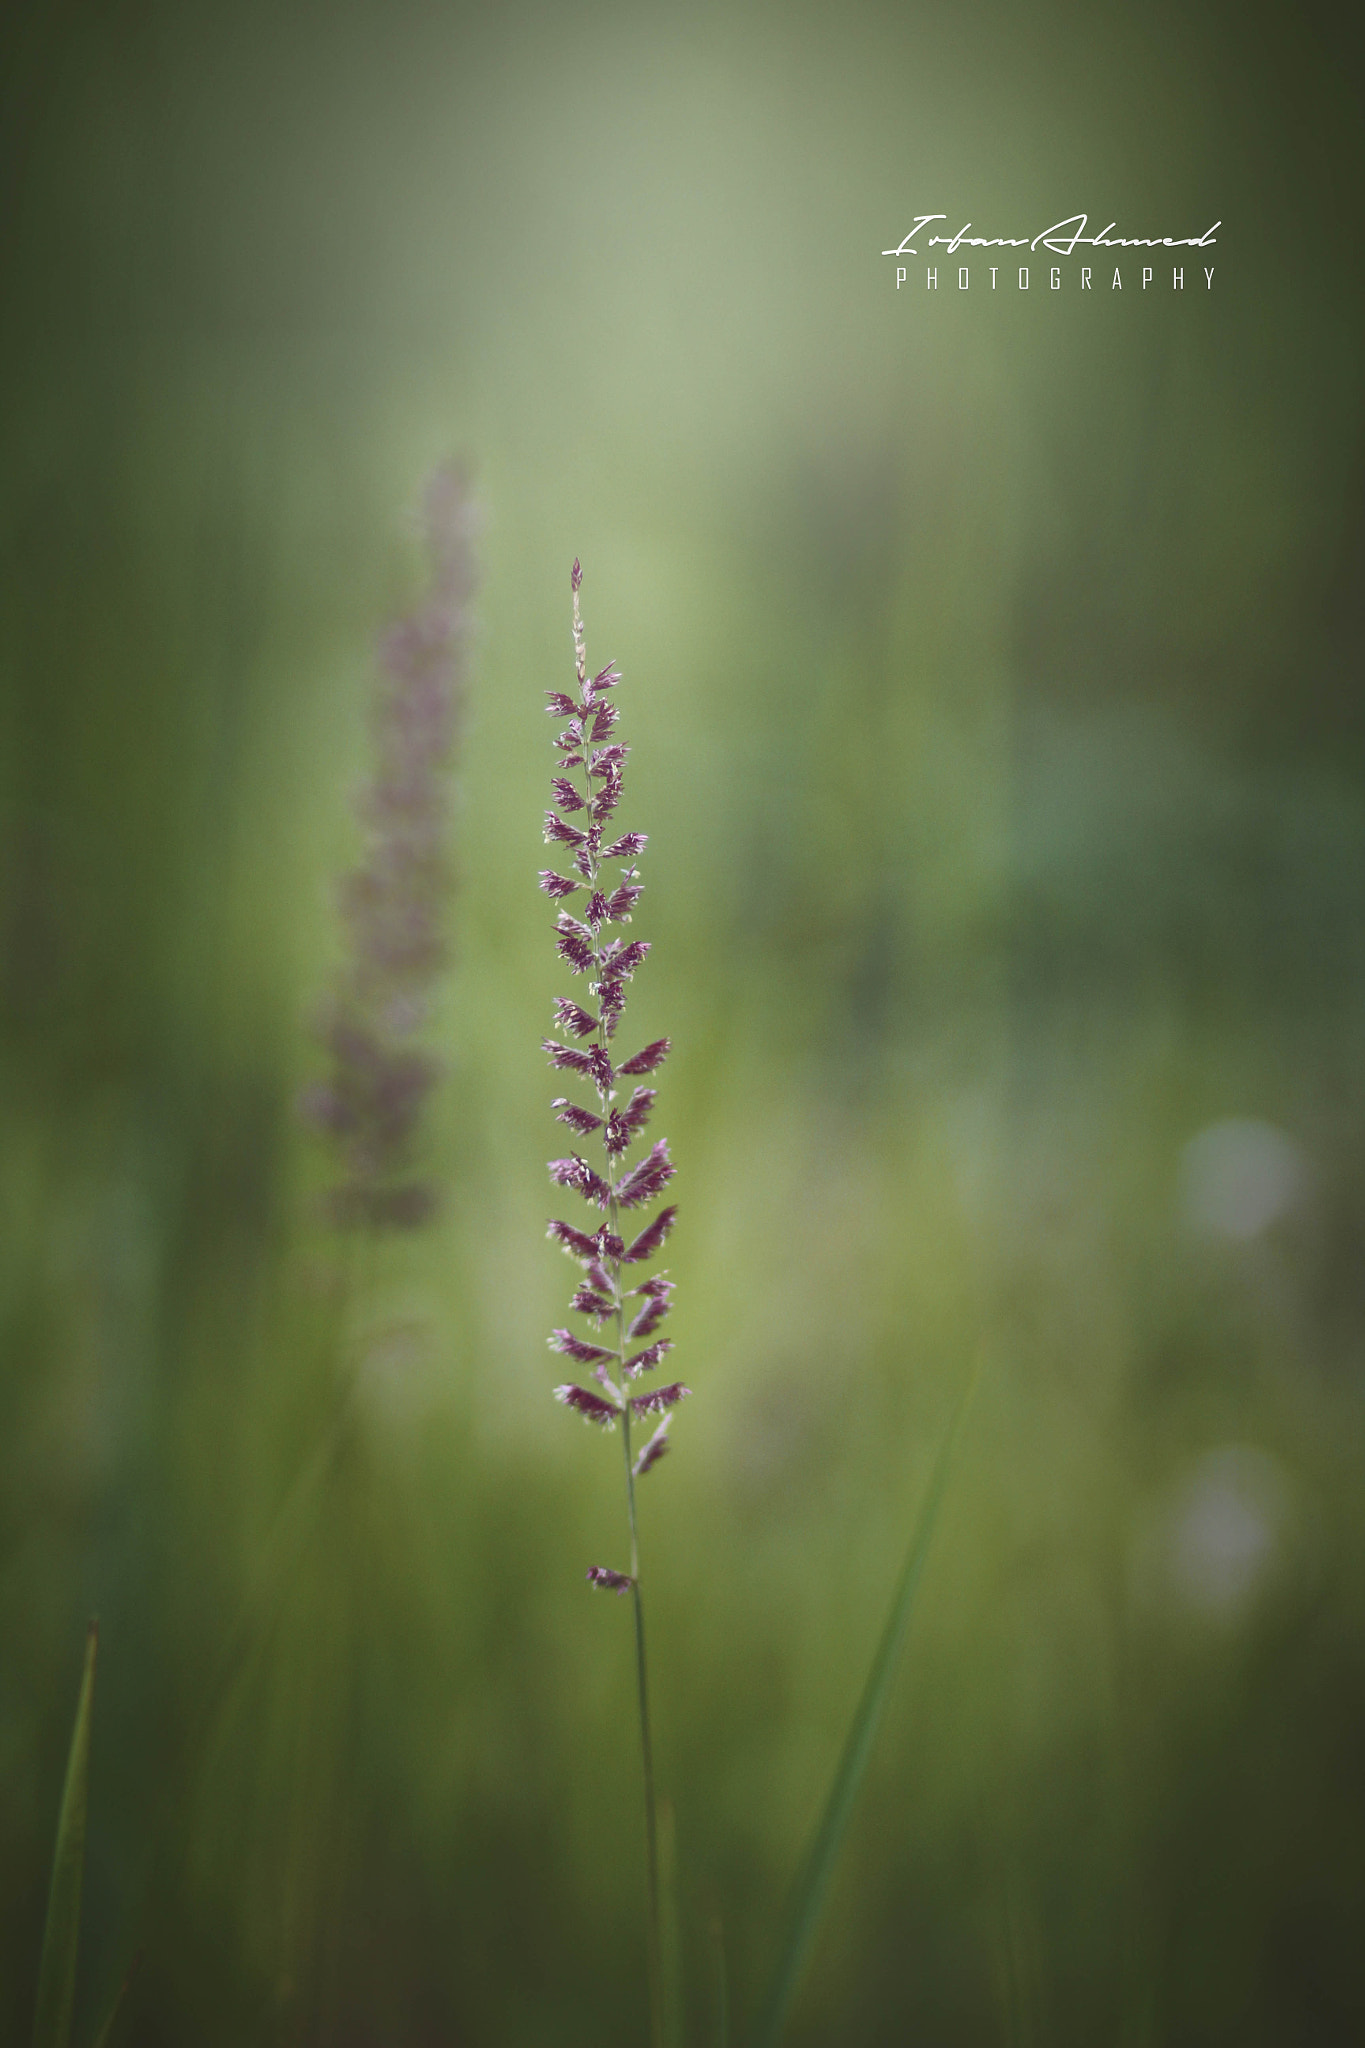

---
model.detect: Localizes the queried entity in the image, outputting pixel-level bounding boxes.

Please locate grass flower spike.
[542,559,682,2048]
[301,465,477,1228]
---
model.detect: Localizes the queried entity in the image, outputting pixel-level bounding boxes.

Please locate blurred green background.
[3,0,1365,2041]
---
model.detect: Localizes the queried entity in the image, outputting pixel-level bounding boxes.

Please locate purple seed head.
[633,1416,672,1478]
[555,1383,620,1428]
[552,1000,600,1041]
[623,1339,674,1379]
[553,1097,604,1135]
[551,777,587,812]
[548,1218,601,1261]
[629,1381,690,1417]
[540,561,687,1509]
[545,811,587,848]
[603,831,646,861]
[586,1044,615,1091]
[606,882,642,921]
[621,1206,678,1264]
[586,1565,634,1594]
[571,1286,617,1322]
[614,1140,676,1210]
[618,1038,670,1077]
[544,1037,594,1075]
[549,1329,617,1366]
[302,464,477,1229]
[627,1287,672,1341]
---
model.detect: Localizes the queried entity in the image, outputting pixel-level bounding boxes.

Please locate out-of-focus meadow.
[3,0,1365,2041]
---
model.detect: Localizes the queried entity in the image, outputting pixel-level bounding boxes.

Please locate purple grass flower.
[597,938,650,979]
[540,557,687,1494]
[545,812,587,847]
[620,1207,677,1263]
[591,780,623,823]
[571,1286,617,1321]
[586,1045,615,1090]
[606,882,643,921]
[552,1000,600,1040]
[541,563,685,2036]
[623,1339,674,1378]
[614,1140,677,1210]
[543,1037,595,1075]
[633,1416,671,1478]
[555,1384,620,1427]
[629,1382,690,1417]
[553,1098,604,1135]
[301,465,476,1228]
[586,1566,635,1594]
[604,1088,655,1154]
[618,1038,671,1076]
[627,1286,672,1341]
[549,1155,613,1208]
[548,1218,601,1261]
[549,1329,617,1365]
[555,928,595,974]
[603,831,647,860]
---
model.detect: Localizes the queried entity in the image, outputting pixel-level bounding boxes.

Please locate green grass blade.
[88,1947,143,2048]
[32,1621,98,2048]
[710,1915,730,2048]
[753,1367,978,2048]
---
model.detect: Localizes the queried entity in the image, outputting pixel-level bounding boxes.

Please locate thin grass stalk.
[659,1796,682,2048]
[626,1451,665,2048]
[752,1361,979,2048]
[542,560,685,2048]
[577,709,664,2048]
[32,1621,97,2048]
[609,1112,663,2048]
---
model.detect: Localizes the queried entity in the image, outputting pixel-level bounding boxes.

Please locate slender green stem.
[625,1428,664,2048]
[606,969,664,2048]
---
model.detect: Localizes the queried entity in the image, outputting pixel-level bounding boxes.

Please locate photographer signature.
[882,214,1221,258]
